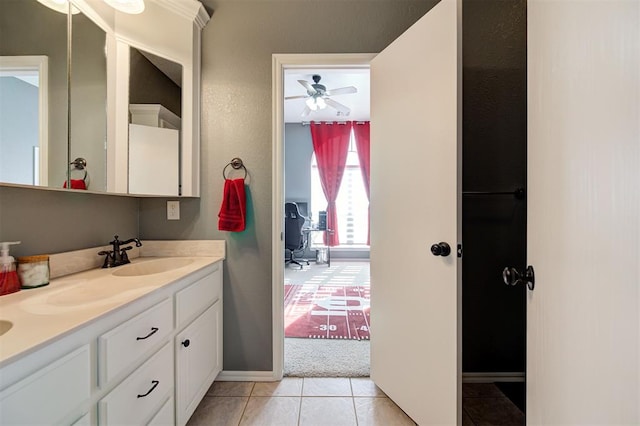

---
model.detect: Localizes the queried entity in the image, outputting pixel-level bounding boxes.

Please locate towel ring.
[223,157,247,179]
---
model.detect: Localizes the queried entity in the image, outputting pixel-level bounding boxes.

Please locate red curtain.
[310,121,352,246]
[353,122,371,245]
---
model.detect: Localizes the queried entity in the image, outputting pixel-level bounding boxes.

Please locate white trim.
[155,0,210,29]
[0,55,48,186]
[272,53,376,381]
[217,370,278,382]
[462,372,526,383]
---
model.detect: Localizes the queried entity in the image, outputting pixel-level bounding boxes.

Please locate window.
[310,130,369,247]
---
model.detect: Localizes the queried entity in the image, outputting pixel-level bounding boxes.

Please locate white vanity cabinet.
[175,263,223,425]
[0,345,91,425]
[0,259,223,426]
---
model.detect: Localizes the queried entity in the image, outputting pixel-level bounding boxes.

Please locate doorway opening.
[282,66,372,377]
[0,55,49,186]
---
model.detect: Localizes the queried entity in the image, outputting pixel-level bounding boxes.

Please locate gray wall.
[284,123,313,206]
[0,78,38,185]
[139,0,437,372]
[0,186,138,258]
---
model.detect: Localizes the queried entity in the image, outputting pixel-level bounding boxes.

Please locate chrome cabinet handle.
[137,380,159,398]
[136,327,159,341]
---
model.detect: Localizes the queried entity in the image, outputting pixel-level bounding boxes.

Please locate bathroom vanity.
[0,241,224,425]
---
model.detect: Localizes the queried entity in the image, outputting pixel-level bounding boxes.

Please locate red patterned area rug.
[284,284,370,340]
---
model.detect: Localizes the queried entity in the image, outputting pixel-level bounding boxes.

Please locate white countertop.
[0,256,223,367]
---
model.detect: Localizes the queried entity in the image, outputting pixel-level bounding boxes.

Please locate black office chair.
[284,202,309,268]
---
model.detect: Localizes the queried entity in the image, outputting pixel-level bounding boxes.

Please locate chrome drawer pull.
[137,380,159,398]
[136,327,159,341]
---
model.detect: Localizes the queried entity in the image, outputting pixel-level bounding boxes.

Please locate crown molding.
[155,0,211,29]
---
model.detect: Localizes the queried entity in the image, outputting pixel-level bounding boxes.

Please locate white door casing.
[527,0,640,423]
[369,0,462,424]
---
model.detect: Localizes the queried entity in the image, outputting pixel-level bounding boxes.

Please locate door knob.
[502,265,535,291]
[430,242,451,257]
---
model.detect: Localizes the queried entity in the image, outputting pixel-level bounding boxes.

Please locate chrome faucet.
[98,235,142,268]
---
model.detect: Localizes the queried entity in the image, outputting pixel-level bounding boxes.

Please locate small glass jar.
[17,255,50,289]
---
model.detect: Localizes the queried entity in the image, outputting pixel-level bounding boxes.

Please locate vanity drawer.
[99,298,173,385]
[175,262,222,327]
[148,396,174,426]
[0,345,90,425]
[98,343,173,425]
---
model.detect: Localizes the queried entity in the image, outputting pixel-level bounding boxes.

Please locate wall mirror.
[128,46,183,196]
[0,0,68,188]
[0,0,209,197]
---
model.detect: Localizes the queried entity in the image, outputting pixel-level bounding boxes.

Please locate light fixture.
[36,0,81,14]
[103,0,145,14]
[305,96,327,112]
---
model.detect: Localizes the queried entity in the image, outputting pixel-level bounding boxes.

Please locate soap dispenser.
[0,241,21,296]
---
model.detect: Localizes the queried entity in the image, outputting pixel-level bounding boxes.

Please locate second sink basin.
[0,320,13,336]
[112,258,195,277]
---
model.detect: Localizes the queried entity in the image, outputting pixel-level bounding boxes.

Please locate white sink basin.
[20,279,155,315]
[0,320,13,336]
[111,258,195,277]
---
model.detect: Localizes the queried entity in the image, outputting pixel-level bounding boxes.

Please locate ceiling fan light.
[316,97,327,110]
[104,0,145,14]
[306,98,318,111]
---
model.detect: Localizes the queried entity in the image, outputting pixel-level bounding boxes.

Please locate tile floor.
[187,377,415,426]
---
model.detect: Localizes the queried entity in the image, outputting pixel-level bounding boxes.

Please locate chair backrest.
[285,202,306,251]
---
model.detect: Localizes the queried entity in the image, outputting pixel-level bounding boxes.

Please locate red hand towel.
[218,178,246,232]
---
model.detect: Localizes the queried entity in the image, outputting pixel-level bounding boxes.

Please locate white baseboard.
[217,370,278,382]
[462,372,525,383]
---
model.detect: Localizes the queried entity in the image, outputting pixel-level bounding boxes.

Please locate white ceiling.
[284,68,370,123]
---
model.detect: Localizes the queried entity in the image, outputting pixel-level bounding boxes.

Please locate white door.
[369,0,461,424]
[527,1,639,424]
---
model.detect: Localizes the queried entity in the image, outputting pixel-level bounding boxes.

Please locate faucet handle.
[98,250,114,268]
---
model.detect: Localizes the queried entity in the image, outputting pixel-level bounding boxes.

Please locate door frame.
[271,53,376,380]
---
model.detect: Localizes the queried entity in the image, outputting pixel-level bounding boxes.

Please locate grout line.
[350,379,360,426]
[237,394,250,426]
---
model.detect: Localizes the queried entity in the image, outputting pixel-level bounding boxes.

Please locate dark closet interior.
[462,0,527,414]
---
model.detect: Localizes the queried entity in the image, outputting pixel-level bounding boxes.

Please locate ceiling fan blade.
[298,80,317,95]
[301,105,312,117]
[325,86,357,96]
[324,98,351,115]
[285,94,308,100]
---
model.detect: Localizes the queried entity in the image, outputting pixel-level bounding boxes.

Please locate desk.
[303,228,333,267]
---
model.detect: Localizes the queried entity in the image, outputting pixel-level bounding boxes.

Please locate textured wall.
[139,0,437,372]
[0,186,138,258]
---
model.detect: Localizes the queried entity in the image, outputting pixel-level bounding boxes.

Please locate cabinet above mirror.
[0,0,210,197]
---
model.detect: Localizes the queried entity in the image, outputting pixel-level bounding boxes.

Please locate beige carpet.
[284,338,370,377]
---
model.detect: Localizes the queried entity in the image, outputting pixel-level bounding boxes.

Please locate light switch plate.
[167,201,180,220]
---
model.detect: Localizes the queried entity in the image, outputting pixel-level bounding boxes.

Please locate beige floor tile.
[239,396,301,426]
[302,378,352,397]
[208,381,255,397]
[350,378,385,397]
[299,397,357,426]
[354,397,416,426]
[252,378,303,397]
[187,396,248,426]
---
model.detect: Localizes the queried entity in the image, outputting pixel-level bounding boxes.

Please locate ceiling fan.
[285,74,357,117]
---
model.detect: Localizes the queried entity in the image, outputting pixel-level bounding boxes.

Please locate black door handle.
[502,265,535,291]
[430,242,451,257]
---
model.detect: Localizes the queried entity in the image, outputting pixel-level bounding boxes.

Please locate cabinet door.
[175,302,222,425]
